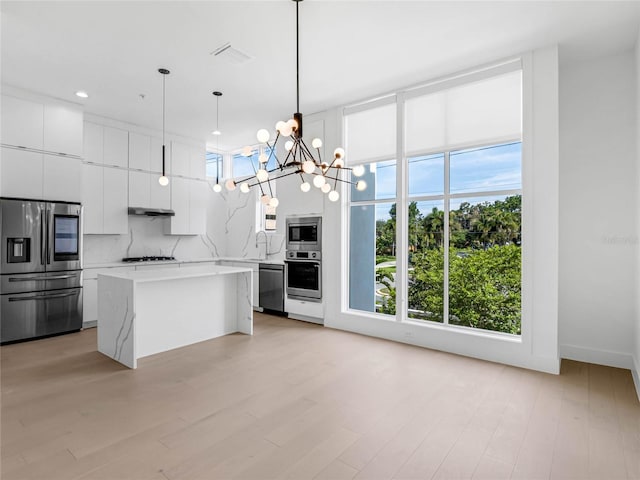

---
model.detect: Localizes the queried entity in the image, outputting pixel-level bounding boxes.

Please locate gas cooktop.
[122,256,176,263]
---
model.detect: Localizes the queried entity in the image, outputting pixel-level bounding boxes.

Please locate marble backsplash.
[83,189,285,265]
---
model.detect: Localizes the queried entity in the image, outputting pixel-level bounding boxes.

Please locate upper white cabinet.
[170,141,190,177]
[0,146,80,202]
[103,126,128,168]
[83,122,103,164]
[1,96,44,150]
[189,147,205,179]
[128,132,150,171]
[42,153,82,202]
[129,132,164,173]
[1,94,82,157]
[170,141,204,179]
[1,147,44,199]
[83,122,128,167]
[129,171,170,210]
[43,104,83,157]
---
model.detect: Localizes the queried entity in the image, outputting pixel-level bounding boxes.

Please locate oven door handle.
[8,291,79,302]
[284,259,321,264]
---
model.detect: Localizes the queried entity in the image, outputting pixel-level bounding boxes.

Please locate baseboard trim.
[82,321,97,329]
[633,356,640,402]
[560,343,634,369]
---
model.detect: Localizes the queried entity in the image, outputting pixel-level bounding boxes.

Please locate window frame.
[345,60,524,337]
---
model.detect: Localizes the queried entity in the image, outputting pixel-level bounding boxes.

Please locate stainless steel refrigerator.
[1,198,83,344]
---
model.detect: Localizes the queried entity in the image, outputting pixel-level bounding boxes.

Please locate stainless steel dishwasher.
[259,263,285,313]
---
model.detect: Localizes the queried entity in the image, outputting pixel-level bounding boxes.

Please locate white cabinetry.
[1,95,44,150]
[285,296,324,323]
[0,146,80,202]
[171,141,204,179]
[189,147,205,179]
[128,171,171,210]
[1,94,82,157]
[128,132,163,172]
[1,147,43,199]
[42,153,82,202]
[82,164,128,234]
[43,104,83,157]
[166,178,207,235]
[1,94,82,201]
[83,122,128,168]
[104,168,128,233]
[170,141,190,177]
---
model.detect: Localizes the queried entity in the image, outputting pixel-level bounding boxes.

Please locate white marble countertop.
[85,257,284,269]
[97,264,253,283]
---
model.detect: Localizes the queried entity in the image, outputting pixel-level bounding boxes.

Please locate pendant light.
[158,68,170,187]
[212,91,223,193]
[213,0,366,204]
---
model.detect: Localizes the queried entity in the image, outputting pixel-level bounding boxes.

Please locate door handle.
[40,210,46,265]
[46,212,51,264]
[8,291,79,302]
[9,274,76,282]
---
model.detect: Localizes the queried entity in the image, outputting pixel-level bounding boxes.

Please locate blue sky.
[359,142,521,221]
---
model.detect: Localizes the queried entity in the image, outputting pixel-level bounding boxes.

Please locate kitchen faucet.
[255,230,268,259]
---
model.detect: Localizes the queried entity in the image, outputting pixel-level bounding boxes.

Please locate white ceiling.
[2,1,639,151]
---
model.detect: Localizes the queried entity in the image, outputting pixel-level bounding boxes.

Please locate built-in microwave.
[286,216,321,252]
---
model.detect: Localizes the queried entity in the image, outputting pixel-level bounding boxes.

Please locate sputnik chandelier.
[216,0,367,206]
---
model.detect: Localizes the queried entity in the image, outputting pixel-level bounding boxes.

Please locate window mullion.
[444,151,450,325]
[396,93,406,323]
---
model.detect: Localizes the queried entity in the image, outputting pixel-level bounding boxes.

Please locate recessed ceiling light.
[75,91,89,98]
[212,130,221,136]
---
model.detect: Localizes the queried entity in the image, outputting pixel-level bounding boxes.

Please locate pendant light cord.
[296,0,299,113]
[216,95,220,182]
[162,74,166,147]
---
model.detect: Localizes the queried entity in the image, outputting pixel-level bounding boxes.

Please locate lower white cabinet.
[285,296,324,323]
[82,164,128,234]
[1,147,81,202]
[166,178,207,235]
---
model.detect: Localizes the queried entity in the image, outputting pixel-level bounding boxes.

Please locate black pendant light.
[212,91,223,192]
[158,68,170,186]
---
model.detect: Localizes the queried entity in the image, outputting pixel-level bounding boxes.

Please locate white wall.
[323,47,561,374]
[558,50,638,370]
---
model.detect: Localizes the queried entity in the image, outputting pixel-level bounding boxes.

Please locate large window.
[349,160,397,315]
[347,64,522,335]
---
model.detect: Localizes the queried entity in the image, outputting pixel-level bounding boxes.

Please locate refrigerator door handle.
[40,210,46,265]
[8,291,80,302]
[9,274,77,282]
[47,210,52,265]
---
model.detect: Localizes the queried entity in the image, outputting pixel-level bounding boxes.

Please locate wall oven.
[286,216,321,252]
[285,252,322,301]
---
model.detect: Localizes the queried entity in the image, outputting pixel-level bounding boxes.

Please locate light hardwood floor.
[1,312,639,480]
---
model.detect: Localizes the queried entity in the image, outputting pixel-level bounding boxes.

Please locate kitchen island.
[97,265,253,368]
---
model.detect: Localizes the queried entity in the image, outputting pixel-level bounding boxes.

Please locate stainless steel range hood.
[128,207,175,217]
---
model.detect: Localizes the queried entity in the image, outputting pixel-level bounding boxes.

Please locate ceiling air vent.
[210,42,253,65]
